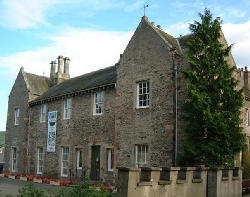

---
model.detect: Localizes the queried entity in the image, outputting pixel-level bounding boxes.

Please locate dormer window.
[64,99,71,119]
[40,104,46,122]
[15,108,20,125]
[137,81,150,108]
[93,92,103,115]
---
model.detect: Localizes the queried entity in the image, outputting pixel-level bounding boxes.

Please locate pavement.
[0,177,61,196]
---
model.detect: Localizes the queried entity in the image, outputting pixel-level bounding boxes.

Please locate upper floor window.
[40,104,46,122]
[246,108,249,126]
[93,92,103,115]
[64,99,71,119]
[15,108,20,125]
[137,81,150,108]
[135,144,148,167]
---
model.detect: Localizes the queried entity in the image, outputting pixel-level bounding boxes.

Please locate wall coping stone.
[192,179,203,183]
[158,180,172,185]
[137,181,153,186]
[141,167,162,171]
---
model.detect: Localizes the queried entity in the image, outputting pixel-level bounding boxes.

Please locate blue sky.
[0,0,250,131]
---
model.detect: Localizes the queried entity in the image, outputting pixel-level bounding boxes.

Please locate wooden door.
[90,145,100,180]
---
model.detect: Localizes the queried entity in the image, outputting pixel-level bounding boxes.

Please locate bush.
[58,179,115,197]
[18,183,45,197]
[243,152,250,179]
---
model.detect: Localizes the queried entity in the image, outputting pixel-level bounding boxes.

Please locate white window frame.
[107,148,114,172]
[246,108,249,126]
[93,91,104,115]
[40,104,46,123]
[37,147,44,174]
[63,99,71,120]
[76,149,82,170]
[15,108,20,125]
[12,147,17,172]
[135,144,148,167]
[136,81,150,108]
[61,147,69,177]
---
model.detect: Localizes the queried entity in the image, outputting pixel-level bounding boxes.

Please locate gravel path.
[0,177,61,196]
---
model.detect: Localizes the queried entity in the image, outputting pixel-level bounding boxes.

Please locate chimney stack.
[49,55,70,86]
[64,57,70,75]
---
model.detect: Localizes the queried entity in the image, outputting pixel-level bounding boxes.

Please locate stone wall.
[27,88,116,185]
[117,167,242,197]
[4,69,29,174]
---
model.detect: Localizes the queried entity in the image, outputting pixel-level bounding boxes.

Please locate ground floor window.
[61,147,69,177]
[107,148,114,172]
[76,149,82,170]
[12,147,17,172]
[37,148,43,174]
[135,144,148,167]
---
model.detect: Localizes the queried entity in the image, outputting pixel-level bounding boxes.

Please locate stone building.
[4,16,250,185]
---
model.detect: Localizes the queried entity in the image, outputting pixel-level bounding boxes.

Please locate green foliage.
[243,152,250,179]
[181,9,246,167]
[58,179,114,197]
[18,183,45,197]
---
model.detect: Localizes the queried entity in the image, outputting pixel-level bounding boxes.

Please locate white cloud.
[222,20,250,68]
[0,0,145,29]
[0,27,132,78]
[0,0,61,29]
[165,22,190,37]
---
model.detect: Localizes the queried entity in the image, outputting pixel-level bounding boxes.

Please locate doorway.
[90,145,100,180]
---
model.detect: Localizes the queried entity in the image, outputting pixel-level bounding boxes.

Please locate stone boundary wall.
[117,167,242,197]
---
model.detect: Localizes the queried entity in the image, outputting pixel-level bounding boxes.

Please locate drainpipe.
[170,48,178,166]
[174,63,178,166]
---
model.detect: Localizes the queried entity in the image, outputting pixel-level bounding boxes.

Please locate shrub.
[243,152,250,179]
[18,183,46,197]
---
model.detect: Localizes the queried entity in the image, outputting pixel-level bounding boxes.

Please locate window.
[12,147,17,172]
[246,108,249,126]
[64,99,71,119]
[40,104,46,122]
[37,148,43,174]
[76,149,82,170]
[137,81,150,108]
[93,92,104,115]
[61,147,69,177]
[135,144,148,167]
[15,108,20,125]
[107,148,114,172]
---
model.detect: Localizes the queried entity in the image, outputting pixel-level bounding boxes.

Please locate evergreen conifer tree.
[182,9,246,167]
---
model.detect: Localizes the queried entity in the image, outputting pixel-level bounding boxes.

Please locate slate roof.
[23,72,51,96]
[177,34,192,50]
[30,65,116,104]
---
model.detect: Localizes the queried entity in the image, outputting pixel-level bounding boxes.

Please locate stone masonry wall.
[4,69,29,174]
[28,88,116,185]
[115,18,179,168]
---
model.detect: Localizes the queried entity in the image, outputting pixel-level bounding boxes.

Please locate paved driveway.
[0,177,60,196]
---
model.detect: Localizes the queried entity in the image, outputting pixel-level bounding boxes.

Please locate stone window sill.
[232,177,239,180]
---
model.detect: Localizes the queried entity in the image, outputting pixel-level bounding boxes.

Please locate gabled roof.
[142,16,182,53]
[30,65,116,105]
[23,71,51,97]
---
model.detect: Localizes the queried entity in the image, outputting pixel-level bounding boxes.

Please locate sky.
[0,0,250,131]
